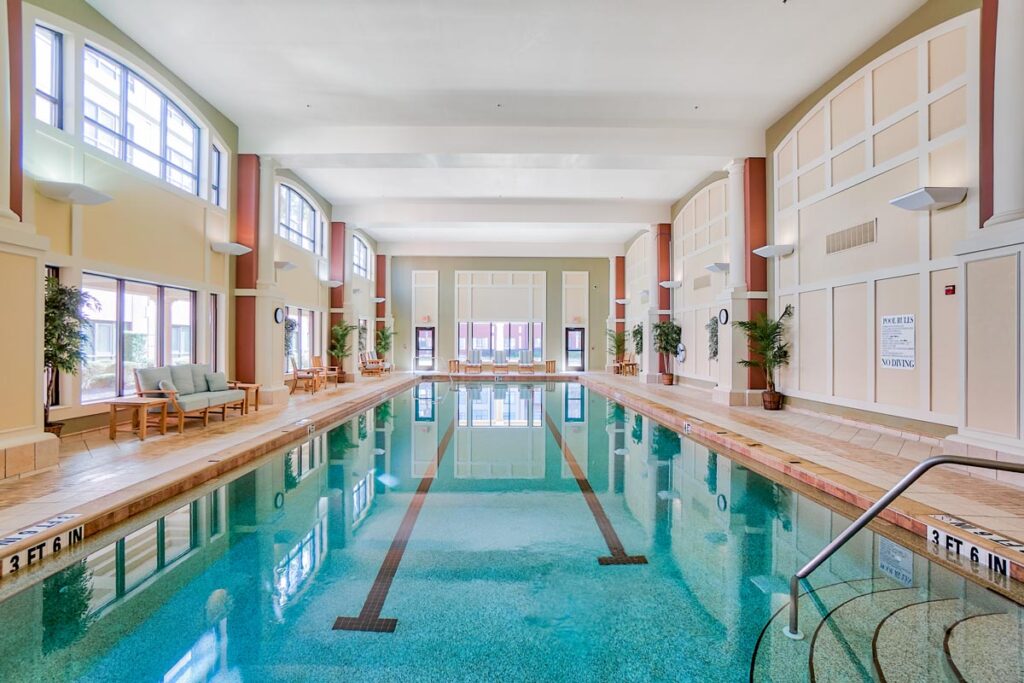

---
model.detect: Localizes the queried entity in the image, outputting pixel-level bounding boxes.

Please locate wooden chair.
[290,357,323,394]
[313,356,339,387]
[367,350,393,374]
[518,360,535,375]
[621,353,639,377]
[359,352,384,377]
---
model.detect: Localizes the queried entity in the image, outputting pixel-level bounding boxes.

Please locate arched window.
[353,235,370,278]
[82,45,200,195]
[278,184,321,254]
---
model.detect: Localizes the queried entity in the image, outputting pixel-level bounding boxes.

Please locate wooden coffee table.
[229,381,262,414]
[108,396,169,441]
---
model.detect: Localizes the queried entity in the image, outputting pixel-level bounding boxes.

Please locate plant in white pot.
[43,276,96,435]
[733,304,793,410]
[651,319,681,386]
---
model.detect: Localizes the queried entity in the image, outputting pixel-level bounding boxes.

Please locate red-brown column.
[655,223,671,372]
[375,254,387,332]
[8,0,22,219]
[744,157,768,390]
[329,221,347,365]
[979,0,997,226]
[614,256,625,334]
[234,154,260,383]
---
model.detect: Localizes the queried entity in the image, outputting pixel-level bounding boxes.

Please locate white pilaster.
[640,224,661,383]
[725,159,746,290]
[0,0,17,223]
[985,0,1024,229]
[252,156,288,403]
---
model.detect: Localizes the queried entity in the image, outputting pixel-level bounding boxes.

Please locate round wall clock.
[676,342,687,363]
[274,307,285,324]
[718,308,729,325]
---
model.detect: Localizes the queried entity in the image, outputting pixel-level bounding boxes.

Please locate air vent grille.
[826,219,876,254]
[693,274,712,289]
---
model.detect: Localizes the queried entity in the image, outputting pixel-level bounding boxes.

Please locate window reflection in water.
[456,384,544,427]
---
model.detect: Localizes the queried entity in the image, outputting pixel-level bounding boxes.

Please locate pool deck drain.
[544,413,648,566]
[333,419,455,633]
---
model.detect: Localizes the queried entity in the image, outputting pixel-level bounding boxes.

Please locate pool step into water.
[751,581,1024,682]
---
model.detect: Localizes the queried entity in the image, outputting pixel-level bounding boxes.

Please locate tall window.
[285,306,321,369]
[457,322,543,363]
[80,274,197,402]
[353,236,370,278]
[34,25,63,128]
[210,145,224,207]
[83,46,200,194]
[278,184,319,253]
[208,293,219,371]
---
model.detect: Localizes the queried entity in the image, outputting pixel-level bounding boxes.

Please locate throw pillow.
[205,372,230,392]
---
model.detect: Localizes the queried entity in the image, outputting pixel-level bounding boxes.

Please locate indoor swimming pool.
[0,382,1020,682]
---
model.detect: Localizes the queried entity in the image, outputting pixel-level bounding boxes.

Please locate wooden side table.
[229,382,261,414]
[108,396,168,441]
[545,360,556,373]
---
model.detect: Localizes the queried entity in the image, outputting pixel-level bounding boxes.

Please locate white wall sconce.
[613,448,629,456]
[705,262,730,273]
[35,180,113,205]
[614,298,630,305]
[659,280,683,289]
[324,279,343,288]
[211,241,252,256]
[274,260,297,271]
[373,296,386,304]
[889,186,967,211]
[752,244,795,258]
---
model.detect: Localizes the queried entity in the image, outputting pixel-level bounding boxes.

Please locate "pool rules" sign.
[880,314,915,370]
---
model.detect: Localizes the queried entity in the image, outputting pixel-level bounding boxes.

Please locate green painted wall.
[390,256,610,372]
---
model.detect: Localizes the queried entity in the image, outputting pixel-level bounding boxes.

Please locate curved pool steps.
[944,612,1024,682]
[871,598,974,682]
[808,586,927,683]
[749,577,888,683]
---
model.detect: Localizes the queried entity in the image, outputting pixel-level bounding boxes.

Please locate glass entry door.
[565,327,585,371]
[415,327,435,370]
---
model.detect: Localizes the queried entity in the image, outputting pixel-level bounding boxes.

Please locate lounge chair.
[290,357,323,393]
[313,355,339,387]
[359,352,384,377]
[367,350,393,374]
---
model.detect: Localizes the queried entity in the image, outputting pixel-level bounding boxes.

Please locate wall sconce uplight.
[752,244,795,258]
[274,260,297,271]
[614,298,630,305]
[35,180,113,205]
[889,186,967,211]
[659,280,683,289]
[613,448,629,456]
[705,262,730,273]
[324,279,343,288]
[211,241,252,256]
[373,296,386,304]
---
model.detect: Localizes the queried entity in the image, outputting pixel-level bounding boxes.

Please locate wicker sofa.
[134,364,246,433]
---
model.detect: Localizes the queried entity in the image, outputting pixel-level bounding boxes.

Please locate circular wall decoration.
[274,492,285,509]
[676,342,687,363]
[274,307,285,324]
[717,494,728,512]
[718,308,730,325]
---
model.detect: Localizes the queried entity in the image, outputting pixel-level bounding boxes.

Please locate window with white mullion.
[33,25,63,128]
[278,184,318,253]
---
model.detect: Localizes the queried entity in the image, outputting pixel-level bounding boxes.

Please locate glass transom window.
[33,25,63,128]
[278,184,319,253]
[353,236,370,278]
[83,45,200,195]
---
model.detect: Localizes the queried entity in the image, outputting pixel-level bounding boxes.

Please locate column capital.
[724,158,746,175]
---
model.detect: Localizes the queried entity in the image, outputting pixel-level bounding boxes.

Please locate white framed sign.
[880,314,915,370]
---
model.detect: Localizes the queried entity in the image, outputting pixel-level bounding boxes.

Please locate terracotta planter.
[761,391,783,410]
[661,373,675,386]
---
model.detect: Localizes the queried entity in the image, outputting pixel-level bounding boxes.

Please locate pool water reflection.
[0,383,1013,682]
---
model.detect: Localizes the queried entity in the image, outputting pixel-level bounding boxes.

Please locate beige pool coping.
[579,373,1024,583]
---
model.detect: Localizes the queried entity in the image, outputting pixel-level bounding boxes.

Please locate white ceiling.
[86,0,923,250]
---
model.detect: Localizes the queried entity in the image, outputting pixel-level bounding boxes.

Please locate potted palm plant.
[375,326,394,361]
[606,329,626,370]
[733,304,793,410]
[328,322,357,382]
[631,323,643,373]
[651,319,681,385]
[43,277,96,436]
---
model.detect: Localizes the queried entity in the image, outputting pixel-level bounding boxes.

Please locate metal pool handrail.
[784,455,1024,640]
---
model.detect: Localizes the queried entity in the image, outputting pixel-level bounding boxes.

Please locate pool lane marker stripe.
[333,418,456,633]
[544,413,647,566]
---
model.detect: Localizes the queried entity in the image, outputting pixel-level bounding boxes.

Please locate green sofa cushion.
[169,365,196,395]
[205,372,229,392]
[190,364,211,391]
[168,394,210,413]
[204,389,245,406]
[136,366,171,393]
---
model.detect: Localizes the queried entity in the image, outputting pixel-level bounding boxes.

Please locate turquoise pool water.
[0,382,1020,682]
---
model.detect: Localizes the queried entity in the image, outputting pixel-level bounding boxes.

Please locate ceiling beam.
[332,199,670,225]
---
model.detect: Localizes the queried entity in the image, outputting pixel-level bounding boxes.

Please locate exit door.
[565,327,585,371]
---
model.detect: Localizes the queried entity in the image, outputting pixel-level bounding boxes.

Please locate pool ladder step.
[750,583,1024,682]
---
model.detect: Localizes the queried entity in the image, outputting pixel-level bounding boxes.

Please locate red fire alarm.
[945,284,956,295]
